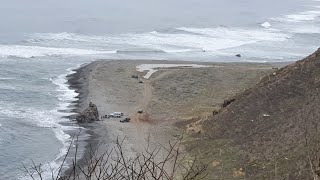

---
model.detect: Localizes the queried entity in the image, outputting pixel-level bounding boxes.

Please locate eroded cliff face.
[76,102,99,123]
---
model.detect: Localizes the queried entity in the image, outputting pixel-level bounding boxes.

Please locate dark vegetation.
[22,135,208,180]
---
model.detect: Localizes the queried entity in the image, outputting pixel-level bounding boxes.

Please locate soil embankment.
[183,49,320,179]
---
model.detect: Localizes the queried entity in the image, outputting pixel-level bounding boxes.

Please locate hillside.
[186,49,320,179]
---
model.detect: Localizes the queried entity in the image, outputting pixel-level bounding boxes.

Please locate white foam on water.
[0,77,16,80]
[163,49,202,53]
[0,45,114,58]
[17,128,75,180]
[50,68,79,111]
[30,32,111,44]
[0,101,77,179]
[136,64,211,79]
[27,26,291,56]
[17,134,72,180]
[0,84,16,90]
[3,65,85,180]
[261,22,272,28]
[269,4,320,34]
[33,64,92,180]
[33,66,85,180]
[124,27,290,52]
[287,11,320,21]
[0,101,73,130]
[40,64,91,179]
[0,124,2,145]
[273,10,320,22]
[177,27,289,41]
[289,25,320,34]
[32,128,72,180]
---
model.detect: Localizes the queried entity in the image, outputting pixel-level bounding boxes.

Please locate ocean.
[0,0,319,179]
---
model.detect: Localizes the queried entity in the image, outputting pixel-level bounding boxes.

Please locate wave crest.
[0,45,113,58]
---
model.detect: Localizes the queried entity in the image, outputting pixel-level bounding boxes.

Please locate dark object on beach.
[76,102,99,123]
[222,98,236,108]
[132,74,139,78]
[102,114,109,119]
[139,80,143,83]
[212,110,219,115]
[138,110,143,113]
[235,54,241,57]
[120,117,131,123]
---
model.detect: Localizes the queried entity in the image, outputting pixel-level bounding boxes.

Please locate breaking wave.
[274,10,320,22]
[22,26,291,56]
[0,45,114,58]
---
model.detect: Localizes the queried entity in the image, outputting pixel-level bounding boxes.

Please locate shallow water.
[0,0,319,179]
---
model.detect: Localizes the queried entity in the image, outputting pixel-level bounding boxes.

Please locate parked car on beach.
[120,117,130,123]
[109,112,123,118]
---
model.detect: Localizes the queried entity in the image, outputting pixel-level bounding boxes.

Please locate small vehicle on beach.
[120,117,131,123]
[109,112,124,118]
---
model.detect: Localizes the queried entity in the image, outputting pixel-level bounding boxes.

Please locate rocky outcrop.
[76,102,99,123]
[221,98,236,108]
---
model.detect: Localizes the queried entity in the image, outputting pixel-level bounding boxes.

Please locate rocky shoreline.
[62,62,105,177]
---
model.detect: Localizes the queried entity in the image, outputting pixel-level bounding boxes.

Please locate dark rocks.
[76,102,99,123]
[235,54,241,57]
[212,110,219,115]
[131,74,138,78]
[222,98,236,108]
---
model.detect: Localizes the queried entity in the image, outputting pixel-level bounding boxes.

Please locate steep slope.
[199,49,320,179]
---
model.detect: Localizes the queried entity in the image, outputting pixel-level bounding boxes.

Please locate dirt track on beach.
[83,60,173,158]
[77,60,277,159]
[67,59,290,179]
[131,79,153,123]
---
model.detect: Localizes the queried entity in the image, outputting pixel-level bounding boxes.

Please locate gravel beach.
[66,59,278,178]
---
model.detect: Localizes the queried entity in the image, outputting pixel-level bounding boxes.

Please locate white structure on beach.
[136,64,211,79]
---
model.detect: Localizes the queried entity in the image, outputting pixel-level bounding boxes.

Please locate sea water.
[0,0,319,179]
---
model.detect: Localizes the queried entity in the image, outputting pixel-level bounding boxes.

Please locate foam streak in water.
[0,45,114,58]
